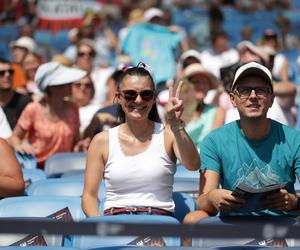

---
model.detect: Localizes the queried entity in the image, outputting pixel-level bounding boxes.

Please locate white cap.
[144,8,164,22]
[231,62,273,92]
[35,62,87,91]
[10,36,37,52]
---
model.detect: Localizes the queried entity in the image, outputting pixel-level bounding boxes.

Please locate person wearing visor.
[184,62,300,225]
[82,65,199,217]
[9,62,88,168]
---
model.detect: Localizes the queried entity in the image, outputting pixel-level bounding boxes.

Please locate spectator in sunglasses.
[71,75,100,137]
[82,66,199,217]
[74,39,96,73]
[0,58,31,130]
[74,38,115,108]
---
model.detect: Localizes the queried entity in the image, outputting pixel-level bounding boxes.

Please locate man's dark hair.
[0,58,11,65]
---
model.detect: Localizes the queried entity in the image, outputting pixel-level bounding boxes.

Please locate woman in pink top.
[9,62,87,168]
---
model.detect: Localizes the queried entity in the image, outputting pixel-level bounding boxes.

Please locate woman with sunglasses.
[82,66,200,217]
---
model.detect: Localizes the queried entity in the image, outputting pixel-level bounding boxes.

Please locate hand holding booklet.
[233,182,287,211]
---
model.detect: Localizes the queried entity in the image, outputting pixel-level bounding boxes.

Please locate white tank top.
[104,122,176,212]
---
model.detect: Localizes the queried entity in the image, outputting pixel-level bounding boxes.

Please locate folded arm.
[0,138,25,197]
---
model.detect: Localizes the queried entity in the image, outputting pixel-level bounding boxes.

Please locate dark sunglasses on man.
[0,69,14,77]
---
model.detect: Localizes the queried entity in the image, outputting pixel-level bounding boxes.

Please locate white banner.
[36,0,102,31]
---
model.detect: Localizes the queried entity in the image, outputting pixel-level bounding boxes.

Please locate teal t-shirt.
[200,119,300,216]
[185,104,217,151]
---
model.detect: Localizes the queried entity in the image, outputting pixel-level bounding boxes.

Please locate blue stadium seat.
[173,177,199,197]
[173,165,199,196]
[44,152,87,178]
[22,168,46,183]
[52,30,71,52]
[0,25,19,44]
[71,215,181,249]
[34,30,53,46]
[0,41,10,60]
[173,192,196,223]
[175,165,199,179]
[27,178,105,200]
[0,196,85,246]
[61,170,85,179]
[0,196,85,220]
[22,168,47,194]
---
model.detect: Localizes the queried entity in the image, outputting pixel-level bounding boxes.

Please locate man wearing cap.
[0,58,31,130]
[184,62,300,225]
[10,36,37,90]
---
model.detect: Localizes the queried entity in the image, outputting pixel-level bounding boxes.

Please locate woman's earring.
[114,93,121,104]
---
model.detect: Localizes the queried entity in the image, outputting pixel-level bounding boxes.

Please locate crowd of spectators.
[0,1,300,246]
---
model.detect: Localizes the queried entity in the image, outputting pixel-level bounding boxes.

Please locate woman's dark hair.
[117,66,161,123]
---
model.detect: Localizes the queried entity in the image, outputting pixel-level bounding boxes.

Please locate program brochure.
[233,182,287,211]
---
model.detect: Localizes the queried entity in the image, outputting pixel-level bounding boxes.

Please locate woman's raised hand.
[165,80,184,131]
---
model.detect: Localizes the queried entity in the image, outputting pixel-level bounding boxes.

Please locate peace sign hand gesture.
[165,80,185,133]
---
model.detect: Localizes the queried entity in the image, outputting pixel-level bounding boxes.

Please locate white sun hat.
[35,62,87,91]
[10,36,37,52]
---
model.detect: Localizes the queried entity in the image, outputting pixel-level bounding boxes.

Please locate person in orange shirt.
[9,62,88,168]
[10,36,37,90]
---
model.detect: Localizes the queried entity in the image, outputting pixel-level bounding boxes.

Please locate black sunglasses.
[0,69,14,76]
[119,89,155,102]
[78,51,95,57]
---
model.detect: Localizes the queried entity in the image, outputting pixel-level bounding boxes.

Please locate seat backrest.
[44,152,87,178]
[0,196,85,221]
[173,177,199,197]
[0,196,85,246]
[175,165,200,179]
[173,192,196,222]
[27,178,105,200]
[72,215,181,249]
[22,168,47,183]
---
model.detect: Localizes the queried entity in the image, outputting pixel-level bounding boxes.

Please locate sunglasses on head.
[78,51,95,57]
[119,89,155,102]
[121,61,151,73]
[0,69,14,76]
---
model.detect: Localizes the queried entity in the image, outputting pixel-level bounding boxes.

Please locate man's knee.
[183,210,210,224]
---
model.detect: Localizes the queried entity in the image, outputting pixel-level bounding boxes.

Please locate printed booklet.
[233,182,287,211]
